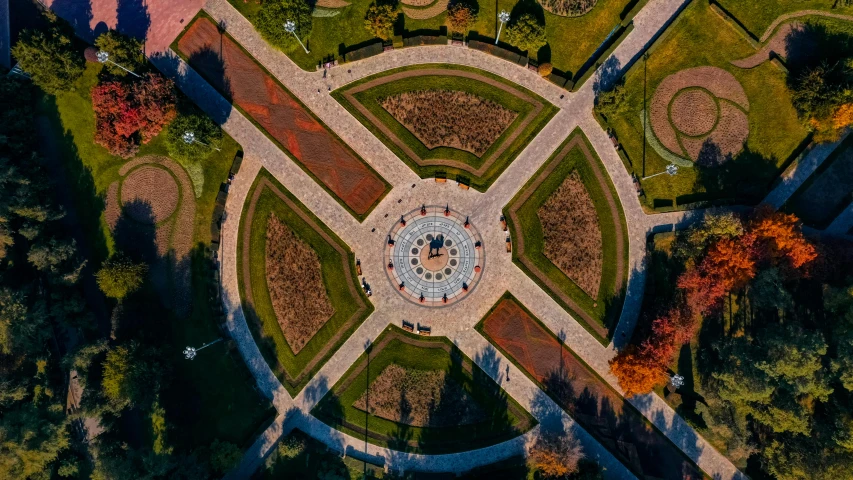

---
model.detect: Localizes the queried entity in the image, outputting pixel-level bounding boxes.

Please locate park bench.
[402,321,414,332]
[417,325,431,336]
[506,237,512,253]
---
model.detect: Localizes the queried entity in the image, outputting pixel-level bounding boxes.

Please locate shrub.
[594,83,629,118]
[278,435,306,459]
[505,14,547,53]
[256,0,313,51]
[529,430,584,478]
[92,73,177,157]
[364,3,398,40]
[209,439,242,474]
[94,30,146,77]
[165,112,222,162]
[96,255,148,299]
[447,3,477,33]
[538,62,553,77]
[11,16,84,94]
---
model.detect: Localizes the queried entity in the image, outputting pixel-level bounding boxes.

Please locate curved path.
[149,0,748,478]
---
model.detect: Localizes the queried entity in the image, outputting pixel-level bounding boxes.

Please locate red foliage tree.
[609,342,668,397]
[92,73,176,157]
[751,208,817,270]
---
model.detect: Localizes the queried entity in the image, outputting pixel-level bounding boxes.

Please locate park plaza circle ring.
[384,206,485,307]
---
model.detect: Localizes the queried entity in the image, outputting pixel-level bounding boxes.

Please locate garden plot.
[504,129,627,344]
[238,170,372,396]
[311,327,536,454]
[601,0,809,211]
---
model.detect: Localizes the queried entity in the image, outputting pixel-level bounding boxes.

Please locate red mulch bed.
[177,19,387,216]
[481,298,703,480]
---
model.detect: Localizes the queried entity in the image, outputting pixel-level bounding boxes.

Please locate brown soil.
[538,170,603,299]
[400,0,432,5]
[352,364,486,427]
[537,0,597,17]
[105,182,120,229]
[315,0,350,6]
[342,69,544,176]
[120,166,179,224]
[402,0,450,19]
[732,22,804,68]
[265,214,335,354]
[178,19,387,216]
[481,298,703,480]
[240,177,367,389]
[670,89,717,137]
[380,90,517,157]
[507,135,625,340]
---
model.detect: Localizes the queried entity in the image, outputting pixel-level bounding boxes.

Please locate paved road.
[0,0,9,70]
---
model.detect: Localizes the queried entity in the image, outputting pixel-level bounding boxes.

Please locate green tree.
[364,3,398,40]
[101,342,165,410]
[446,3,477,33]
[165,112,222,162]
[594,83,628,118]
[256,0,313,51]
[11,15,84,94]
[209,439,242,474]
[505,14,547,53]
[94,30,146,77]
[96,255,148,299]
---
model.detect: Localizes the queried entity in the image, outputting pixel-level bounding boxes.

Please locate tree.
[92,73,176,157]
[165,112,222,162]
[505,14,547,53]
[750,209,817,269]
[96,255,148,299]
[594,83,628,118]
[101,342,165,410]
[609,343,668,396]
[11,15,84,94]
[209,440,242,474]
[446,3,477,33]
[364,3,398,40]
[529,430,584,478]
[278,434,306,459]
[94,30,146,77]
[538,62,553,77]
[256,0,313,51]
[789,61,853,142]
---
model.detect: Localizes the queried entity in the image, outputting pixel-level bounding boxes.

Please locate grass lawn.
[602,0,810,211]
[238,169,372,396]
[784,134,853,229]
[504,129,628,345]
[38,62,274,448]
[311,326,536,454]
[334,64,557,190]
[226,0,644,80]
[715,0,853,38]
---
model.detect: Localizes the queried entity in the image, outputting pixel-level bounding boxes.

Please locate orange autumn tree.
[529,431,584,478]
[609,338,672,397]
[751,208,817,269]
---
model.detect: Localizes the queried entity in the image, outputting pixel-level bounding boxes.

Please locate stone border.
[506,135,626,340]
[340,68,545,177]
[239,176,369,391]
[318,328,536,450]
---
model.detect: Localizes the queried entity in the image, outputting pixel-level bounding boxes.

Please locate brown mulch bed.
[538,170,603,299]
[178,18,387,217]
[341,69,543,176]
[352,364,486,427]
[120,165,179,224]
[481,298,703,480]
[402,0,450,19]
[670,89,717,137]
[537,0,597,17]
[315,0,350,6]
[265,214,335,354]
[380,90,517,157]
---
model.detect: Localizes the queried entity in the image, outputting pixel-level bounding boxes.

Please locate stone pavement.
[159,0,749,476]
[0,0,9,70]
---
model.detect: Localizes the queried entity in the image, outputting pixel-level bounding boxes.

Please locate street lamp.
[96,50,141,78]
[643,163,678,180]
[182,131,221,151]
[284,20,309,54]
[670,373,685,389]
[496,11,510,45]
[183,338,223,360]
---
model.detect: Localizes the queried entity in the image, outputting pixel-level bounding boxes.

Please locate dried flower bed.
[537,0,597,17]
[380,90,517,157]
[353,364,486,427]
[315,0,350,6]
[265,214,335,354]
[402,0,450,19]
[650,66,750,165]
[538,170,603,298]
[401,0,433,6]
[120,166,180,224]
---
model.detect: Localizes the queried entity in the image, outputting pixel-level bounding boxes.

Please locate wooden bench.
[417,325,431,336]
[506,237,512,253]
[402,321,414,332]
[500,216,508,231]
[435,177,447,183]
[458,182,469,190]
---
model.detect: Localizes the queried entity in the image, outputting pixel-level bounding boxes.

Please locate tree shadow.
[509,0,545,25]
[783,20,853,77]
[115,0,151,44]
[680,145,780,207]
[46,0,96,41]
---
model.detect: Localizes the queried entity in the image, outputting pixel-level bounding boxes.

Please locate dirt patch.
[732,22,804,68]
[537,0,597,17]
[316,0,350,6]
[650,66,749,164]
[401,0,432,5]
[481,297,703,480]
[538,170,603,299]
[342,68,544,176]
[380,90,517,157]
[105,182,121,228]
[352,364,486,427]
[402,0,449,19]
[178,18,387,216]
[265,214,335,354]
[120,166,179,223]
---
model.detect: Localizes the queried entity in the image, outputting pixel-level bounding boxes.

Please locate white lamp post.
[96,50,141,78]
[182,131,221,151]
[496,11,510,45]
[643,163,678,180]
[183,338,223,360]
[670,373,685,389]
[284,20,310,54]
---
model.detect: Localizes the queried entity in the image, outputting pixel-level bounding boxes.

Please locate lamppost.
[182,131,221,151]
[643,163,678,180]
[284,20,309,54]
[96,50,141,78]
[183,338,223,360]
[670,373,685,389]
[642,51,649,177]
[496,11,510,45]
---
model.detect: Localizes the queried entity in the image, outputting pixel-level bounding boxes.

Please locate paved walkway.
[0,0,9,70]
[160,0,748,476]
